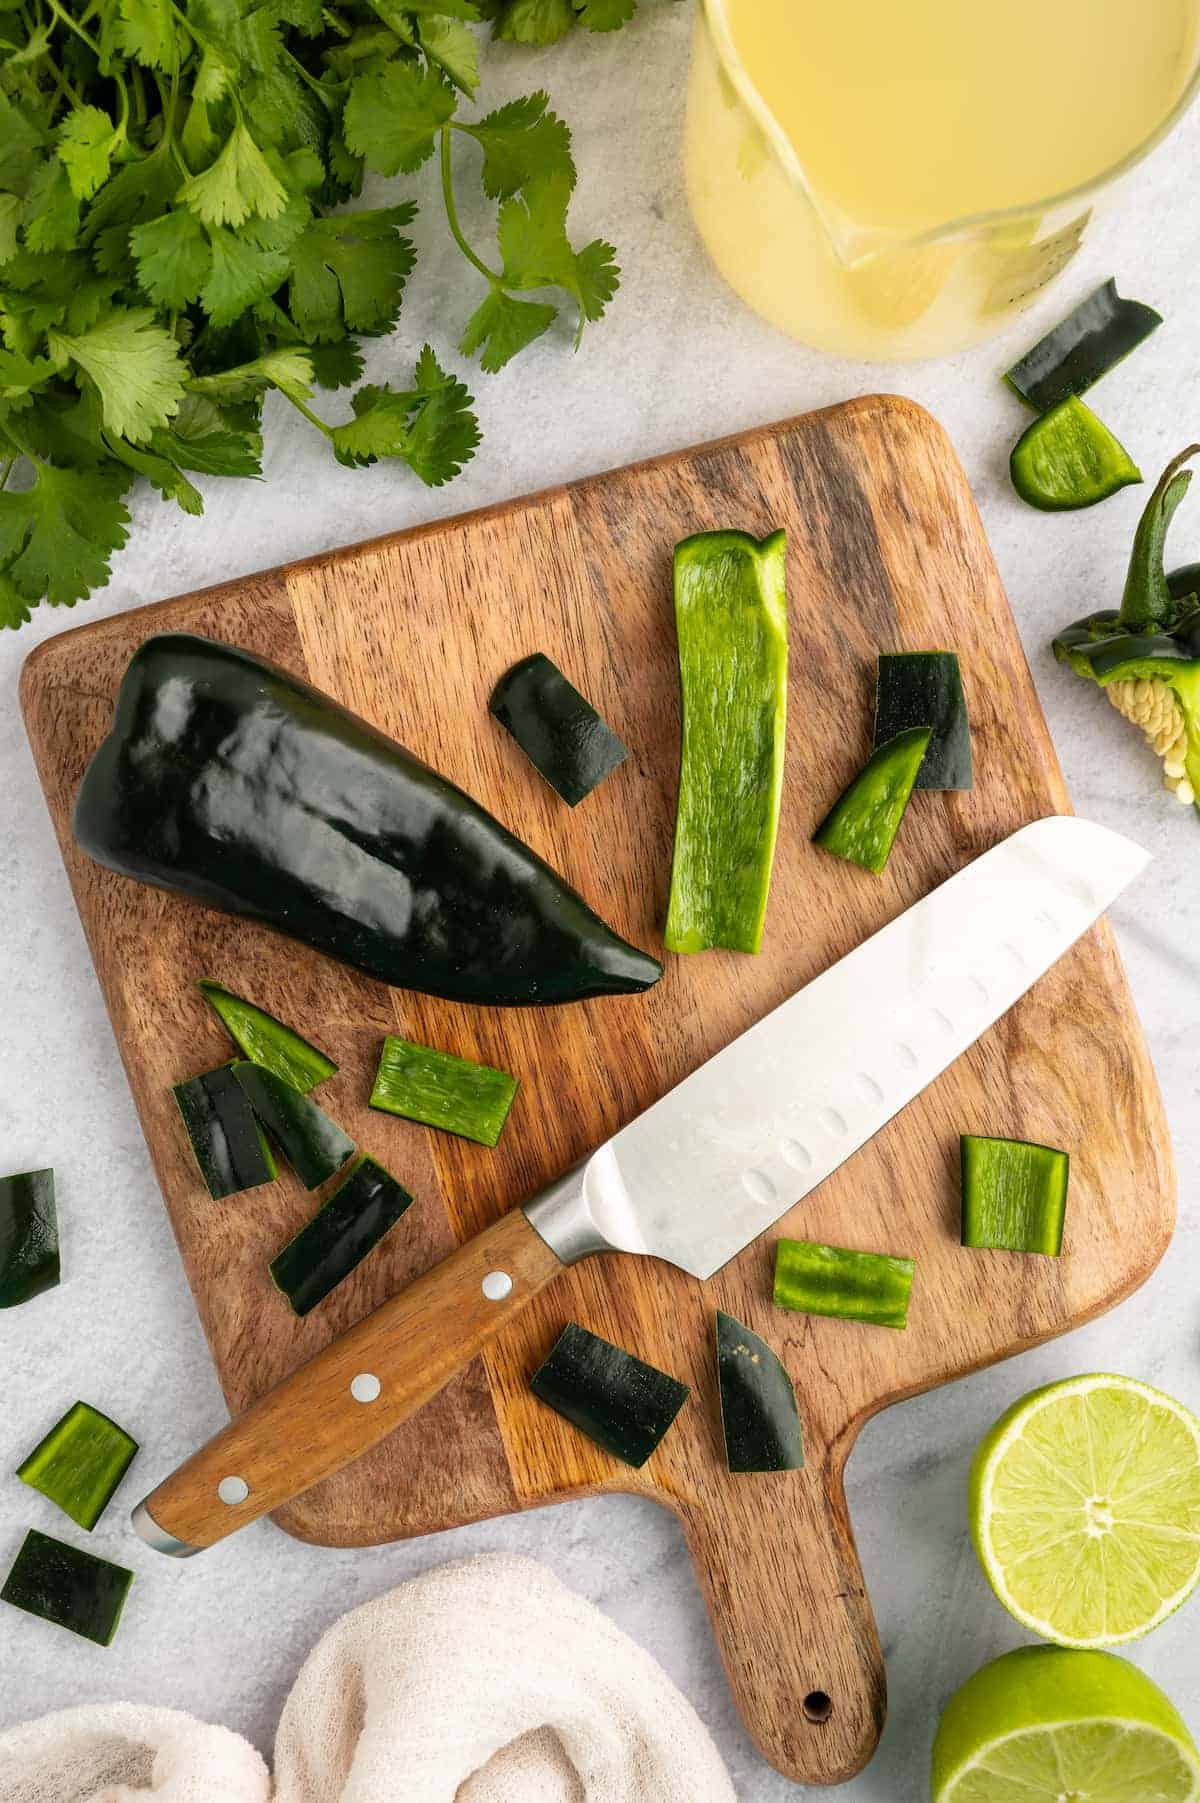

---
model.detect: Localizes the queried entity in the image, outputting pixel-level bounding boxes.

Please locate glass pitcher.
[685,0,1200,361]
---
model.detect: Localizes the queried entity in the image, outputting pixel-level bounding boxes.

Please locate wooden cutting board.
[21,396,1173,1788]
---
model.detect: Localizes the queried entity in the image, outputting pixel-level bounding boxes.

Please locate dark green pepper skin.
[74,635,662,1007]
[1053,607,1200,679]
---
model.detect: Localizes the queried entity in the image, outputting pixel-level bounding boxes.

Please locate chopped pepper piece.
[874,652,972,791]
[490,653,629,806]
[1010,396,1141,511]
[1053,446,1200,809]
[665,528,788,954]
[174,1065,277,1200]
[529,1322,689,1467]
[270,1156,414,1317]
[0,1168,59,1308]
[1,1529,133,1646]
[813,727,931,874]
[17,1401,138,1531]
[715,1310,804,1473]
[1004,280,1162,413]
[197,979,336,1093]
[231,1062,355,1190]
[774,1237,915,1330]
[370,1035,518,1147]
[961,1135,1069,1256]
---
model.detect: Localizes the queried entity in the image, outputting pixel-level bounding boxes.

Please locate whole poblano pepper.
[74,635,662,1005]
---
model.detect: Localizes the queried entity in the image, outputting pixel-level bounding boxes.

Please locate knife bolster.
[524,1159,616,1264]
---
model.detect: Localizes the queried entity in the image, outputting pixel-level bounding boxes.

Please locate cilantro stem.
[283,47,335,107]
[0,457,14,493]
[280,391,334,440]
[440,127,501,285]
[42,0,101,57]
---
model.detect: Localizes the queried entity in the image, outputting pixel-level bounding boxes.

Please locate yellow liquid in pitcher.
[685,0,1199,358]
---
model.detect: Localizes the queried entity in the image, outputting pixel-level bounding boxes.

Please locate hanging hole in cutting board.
[803,1691,833,1724]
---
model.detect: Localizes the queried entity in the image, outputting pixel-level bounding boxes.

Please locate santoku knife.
[132,814,1148,1556]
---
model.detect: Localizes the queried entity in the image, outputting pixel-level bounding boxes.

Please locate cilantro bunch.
[0,0,626,627]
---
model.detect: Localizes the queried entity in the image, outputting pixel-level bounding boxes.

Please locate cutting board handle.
[132,1210,565,1553]
[678,1448,885,1785]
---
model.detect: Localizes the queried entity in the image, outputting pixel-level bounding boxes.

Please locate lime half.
[933,1645,1200,1803]
[971,1374,1200,1648]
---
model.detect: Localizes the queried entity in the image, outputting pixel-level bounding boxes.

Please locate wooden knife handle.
[134,1210,564,1553]
[678,1449,886,1785]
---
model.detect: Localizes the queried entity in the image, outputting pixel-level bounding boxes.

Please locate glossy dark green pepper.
[74,635,662,1006]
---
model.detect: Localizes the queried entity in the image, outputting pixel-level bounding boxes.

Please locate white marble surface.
[3,11,1200,1798]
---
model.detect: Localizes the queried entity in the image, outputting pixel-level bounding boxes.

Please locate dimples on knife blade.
[547,818,1147,1280]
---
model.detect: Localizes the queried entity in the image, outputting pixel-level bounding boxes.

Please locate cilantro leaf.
[572,235,619,321]
[0,194,20,266]
[0,566,34,631]
[493,0,575,44]
[131,209,211,309]
[115,0,179,67]
[416,15,479,94]
[150,392,263,477]
[287,205,416,340]
[180,123,290,228]
[330,347,478,484]
[57,106,122,201]
[0,460,131,606]
[201,224,291,327]
[188,346,315,403]
[459,286,555,371]
[306,337,365,388]
[104,432,205,514]
[48,307,187,443]
[343,62,457,175]
[463,92,574,198]
[23,159,80,253]
[495,178,577,290]
[574,0,635,28]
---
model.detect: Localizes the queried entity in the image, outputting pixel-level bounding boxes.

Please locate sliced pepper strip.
[231,1061,355,1190]
[715,1310,804,1473]
[370,1035,518,1147]
[174,1066,277,1200]
[960,1135,1069,1256]
[813,727,930,874]
[774,1237,914,1330]
[270,1156,414,1317]
[18,1401,139,1531]
[490,653,629,806]
[665,528,788,954]
[0,1168,59,1308]
[1,1529,133,1646]
[1004,280,1162,413]
[1010,396,1141,512]
[530,1322,689,1468]
[197,980,336,1093]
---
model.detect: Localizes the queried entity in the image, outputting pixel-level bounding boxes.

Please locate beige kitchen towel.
[0,1553,736,1803]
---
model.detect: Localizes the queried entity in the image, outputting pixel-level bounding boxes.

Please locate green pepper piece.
[370,1035,518,1147]
[74,635,661,1007]
[231,1062,355,1190]
[18,1402,138,1531]
[1009,396,1141,512]
[813,726,931,874]
[960,1135,1069,1256]
[529,1322,689,1468]
[197,980,336,1093]
[490,653,629,807]
[873,653,972,791]
[665,529,788,954]
[774,1238,915,1330]
[1004,280,1162,413]
[270,1156,414,1317]
[1,1529,133,1646]
[174,1065,277,1200]
[1053,449,1200,810]
[715,1310,804,1474]
[0,1169,58,1309]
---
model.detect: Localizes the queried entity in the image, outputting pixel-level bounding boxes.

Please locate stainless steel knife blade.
[528,815,1149,1279]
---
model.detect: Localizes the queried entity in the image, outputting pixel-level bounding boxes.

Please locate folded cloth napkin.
[0,1553,736,1803]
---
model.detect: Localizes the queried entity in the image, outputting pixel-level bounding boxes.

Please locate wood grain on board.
[21,397,1174,1787]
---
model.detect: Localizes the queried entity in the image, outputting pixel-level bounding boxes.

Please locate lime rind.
[971,1373,1200,1648]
